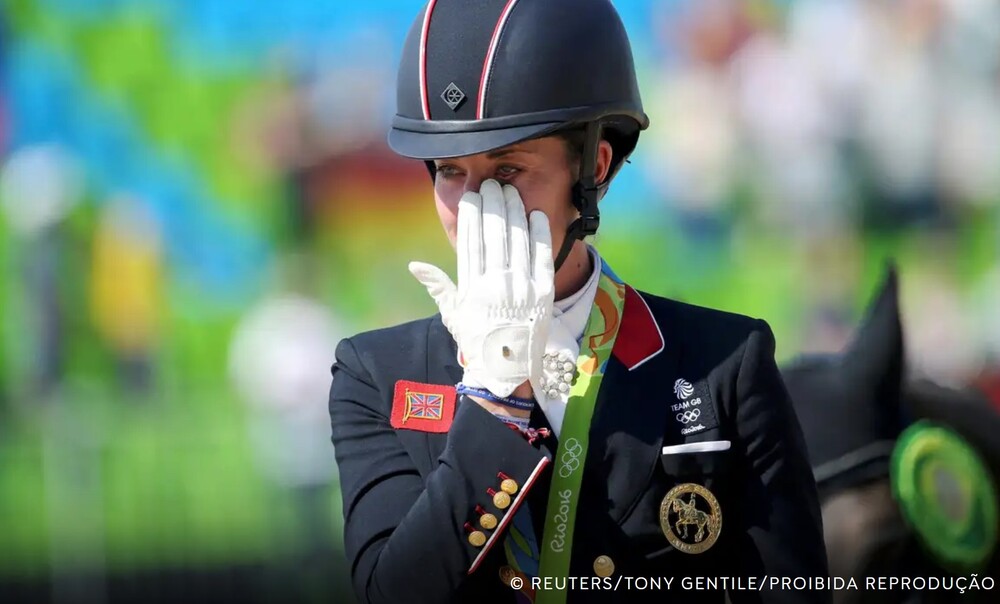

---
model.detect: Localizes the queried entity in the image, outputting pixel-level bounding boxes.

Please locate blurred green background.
[0,0,997,603]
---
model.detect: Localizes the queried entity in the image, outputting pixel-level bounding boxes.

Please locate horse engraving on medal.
[659,483,722,554]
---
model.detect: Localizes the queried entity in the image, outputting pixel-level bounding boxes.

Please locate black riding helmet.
[389,0,649,270]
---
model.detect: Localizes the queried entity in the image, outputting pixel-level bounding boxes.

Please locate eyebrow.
[485,146,535,159]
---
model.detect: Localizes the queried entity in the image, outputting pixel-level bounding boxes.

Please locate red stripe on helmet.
[419,0,439,120]
[477,0,520,120]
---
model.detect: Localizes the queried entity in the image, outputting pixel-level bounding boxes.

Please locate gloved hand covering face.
[409,179,554,398]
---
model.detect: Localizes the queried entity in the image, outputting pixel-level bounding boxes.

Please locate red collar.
[612,285,665,371]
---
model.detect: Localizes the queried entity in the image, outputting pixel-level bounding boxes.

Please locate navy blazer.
[329,287,829,603]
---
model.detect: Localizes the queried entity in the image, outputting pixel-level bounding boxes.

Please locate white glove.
[408,179,555,398]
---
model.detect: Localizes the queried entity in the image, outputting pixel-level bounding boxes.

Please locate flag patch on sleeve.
[391,380,456,433]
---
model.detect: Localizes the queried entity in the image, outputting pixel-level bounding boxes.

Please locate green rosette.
[891,421,998,571]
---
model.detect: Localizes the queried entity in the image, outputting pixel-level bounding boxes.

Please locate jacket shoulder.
[638,290,770,360]
[642,291,764,330]
[336,315,441,380]
[345,315,438,355]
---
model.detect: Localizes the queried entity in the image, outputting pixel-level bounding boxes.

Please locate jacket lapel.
[584,286,676,525]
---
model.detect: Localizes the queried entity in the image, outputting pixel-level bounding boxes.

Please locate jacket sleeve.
[731,321,831,604]
[329,337,549,604]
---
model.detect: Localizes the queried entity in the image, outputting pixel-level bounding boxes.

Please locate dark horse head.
[782,265,1000,603]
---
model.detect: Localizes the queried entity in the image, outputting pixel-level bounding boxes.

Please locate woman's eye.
[436,165,461,178]
[496,165,520,178]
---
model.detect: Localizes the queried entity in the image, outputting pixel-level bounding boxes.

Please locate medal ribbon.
[531,264,626,604]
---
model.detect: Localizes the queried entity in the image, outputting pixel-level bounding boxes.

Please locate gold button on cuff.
[479,513,498,530]
[500,478,519,495]
[468,531,487,547]
[593,555,615,577]
[493,491,511,509]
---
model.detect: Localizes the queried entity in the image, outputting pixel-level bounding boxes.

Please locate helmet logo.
[440,82,466,111]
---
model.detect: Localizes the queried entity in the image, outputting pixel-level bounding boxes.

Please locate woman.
[329,1,828,602]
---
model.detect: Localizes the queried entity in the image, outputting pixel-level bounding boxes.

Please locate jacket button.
[593,555,615,577]
[468,531,487,547]
[493,491,511,509]
[488,488,512,509]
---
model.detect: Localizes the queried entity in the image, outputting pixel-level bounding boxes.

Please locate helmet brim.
[388,121,565,160]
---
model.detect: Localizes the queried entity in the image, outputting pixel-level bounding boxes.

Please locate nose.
[463,173,486,194]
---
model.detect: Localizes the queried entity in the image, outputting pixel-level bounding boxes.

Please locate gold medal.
[659,483,722,554]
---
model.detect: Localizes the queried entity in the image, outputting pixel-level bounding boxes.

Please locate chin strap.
[553,121,603,272]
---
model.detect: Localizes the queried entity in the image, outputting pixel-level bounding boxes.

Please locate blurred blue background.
[0,0,998,602]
